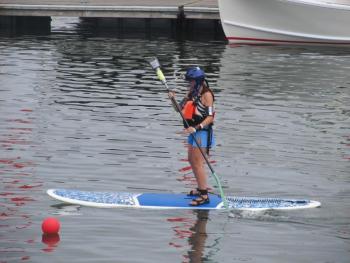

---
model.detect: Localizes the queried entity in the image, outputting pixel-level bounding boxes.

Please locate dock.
[0,0,219,19]
[0,0,222,37]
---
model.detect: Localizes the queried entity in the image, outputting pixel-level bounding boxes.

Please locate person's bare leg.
[188,145,209,205]
[191,147,208,190]
[188,145,199,195]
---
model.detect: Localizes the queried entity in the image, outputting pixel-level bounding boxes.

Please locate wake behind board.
[47,189,321,211]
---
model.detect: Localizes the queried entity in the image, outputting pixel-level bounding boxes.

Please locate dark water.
[1,17,350,263]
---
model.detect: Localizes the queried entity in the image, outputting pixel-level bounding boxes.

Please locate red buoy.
[41,217,60,234]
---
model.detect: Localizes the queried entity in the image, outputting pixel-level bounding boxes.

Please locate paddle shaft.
[153,66,228,209]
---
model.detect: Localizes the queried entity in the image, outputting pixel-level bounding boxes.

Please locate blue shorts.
[187,130,215,148]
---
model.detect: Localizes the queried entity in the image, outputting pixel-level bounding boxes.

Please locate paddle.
[148,57,228,209]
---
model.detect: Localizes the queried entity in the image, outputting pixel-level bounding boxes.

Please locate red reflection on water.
[0,192,15,196]
[0,213,11,218]
[18,184,43,189]
[6,118,32,124]
[0,157,20,164]
[10,197,35,207]
[41,234,60,253]
[229,43,244,48]
[0,108,42,261]
[168,216,195,248]
[167,217,192,223]
[10,197,35,202]
[167,211,209,263]
[178,160,216,174]
[0,157,35,171]
[8,127,33,133]
[176,174,197,185]
[177,157,196,186]
[13,162,35,169]
[1,139,32,145]
[168,242,182,248]
[178,165,192,172]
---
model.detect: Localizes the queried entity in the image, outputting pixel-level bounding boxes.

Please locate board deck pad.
[47,189,321,211]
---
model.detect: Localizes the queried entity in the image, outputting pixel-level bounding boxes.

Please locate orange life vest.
[181,100,196,120]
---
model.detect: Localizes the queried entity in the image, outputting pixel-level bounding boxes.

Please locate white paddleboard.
[47,189,321,211]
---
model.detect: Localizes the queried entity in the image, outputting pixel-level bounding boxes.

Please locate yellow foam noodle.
[156,68,166,82]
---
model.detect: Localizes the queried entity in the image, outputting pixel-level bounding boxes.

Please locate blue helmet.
[185,67,205,81]
[185,67,206,98]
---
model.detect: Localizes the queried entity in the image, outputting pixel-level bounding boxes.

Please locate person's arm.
[195,92,214,130]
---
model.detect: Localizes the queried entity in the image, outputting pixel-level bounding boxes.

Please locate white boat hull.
[218,0,350,45]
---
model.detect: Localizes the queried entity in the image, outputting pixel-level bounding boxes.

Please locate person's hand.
[168,91,175,99]
[184,127,196,134]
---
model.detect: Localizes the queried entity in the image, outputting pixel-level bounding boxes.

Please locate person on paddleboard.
[169,67,215,206]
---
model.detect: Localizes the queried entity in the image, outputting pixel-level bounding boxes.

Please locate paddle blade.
[148,57,160,70]
[156,68,166,83]
[148,57,166,83]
